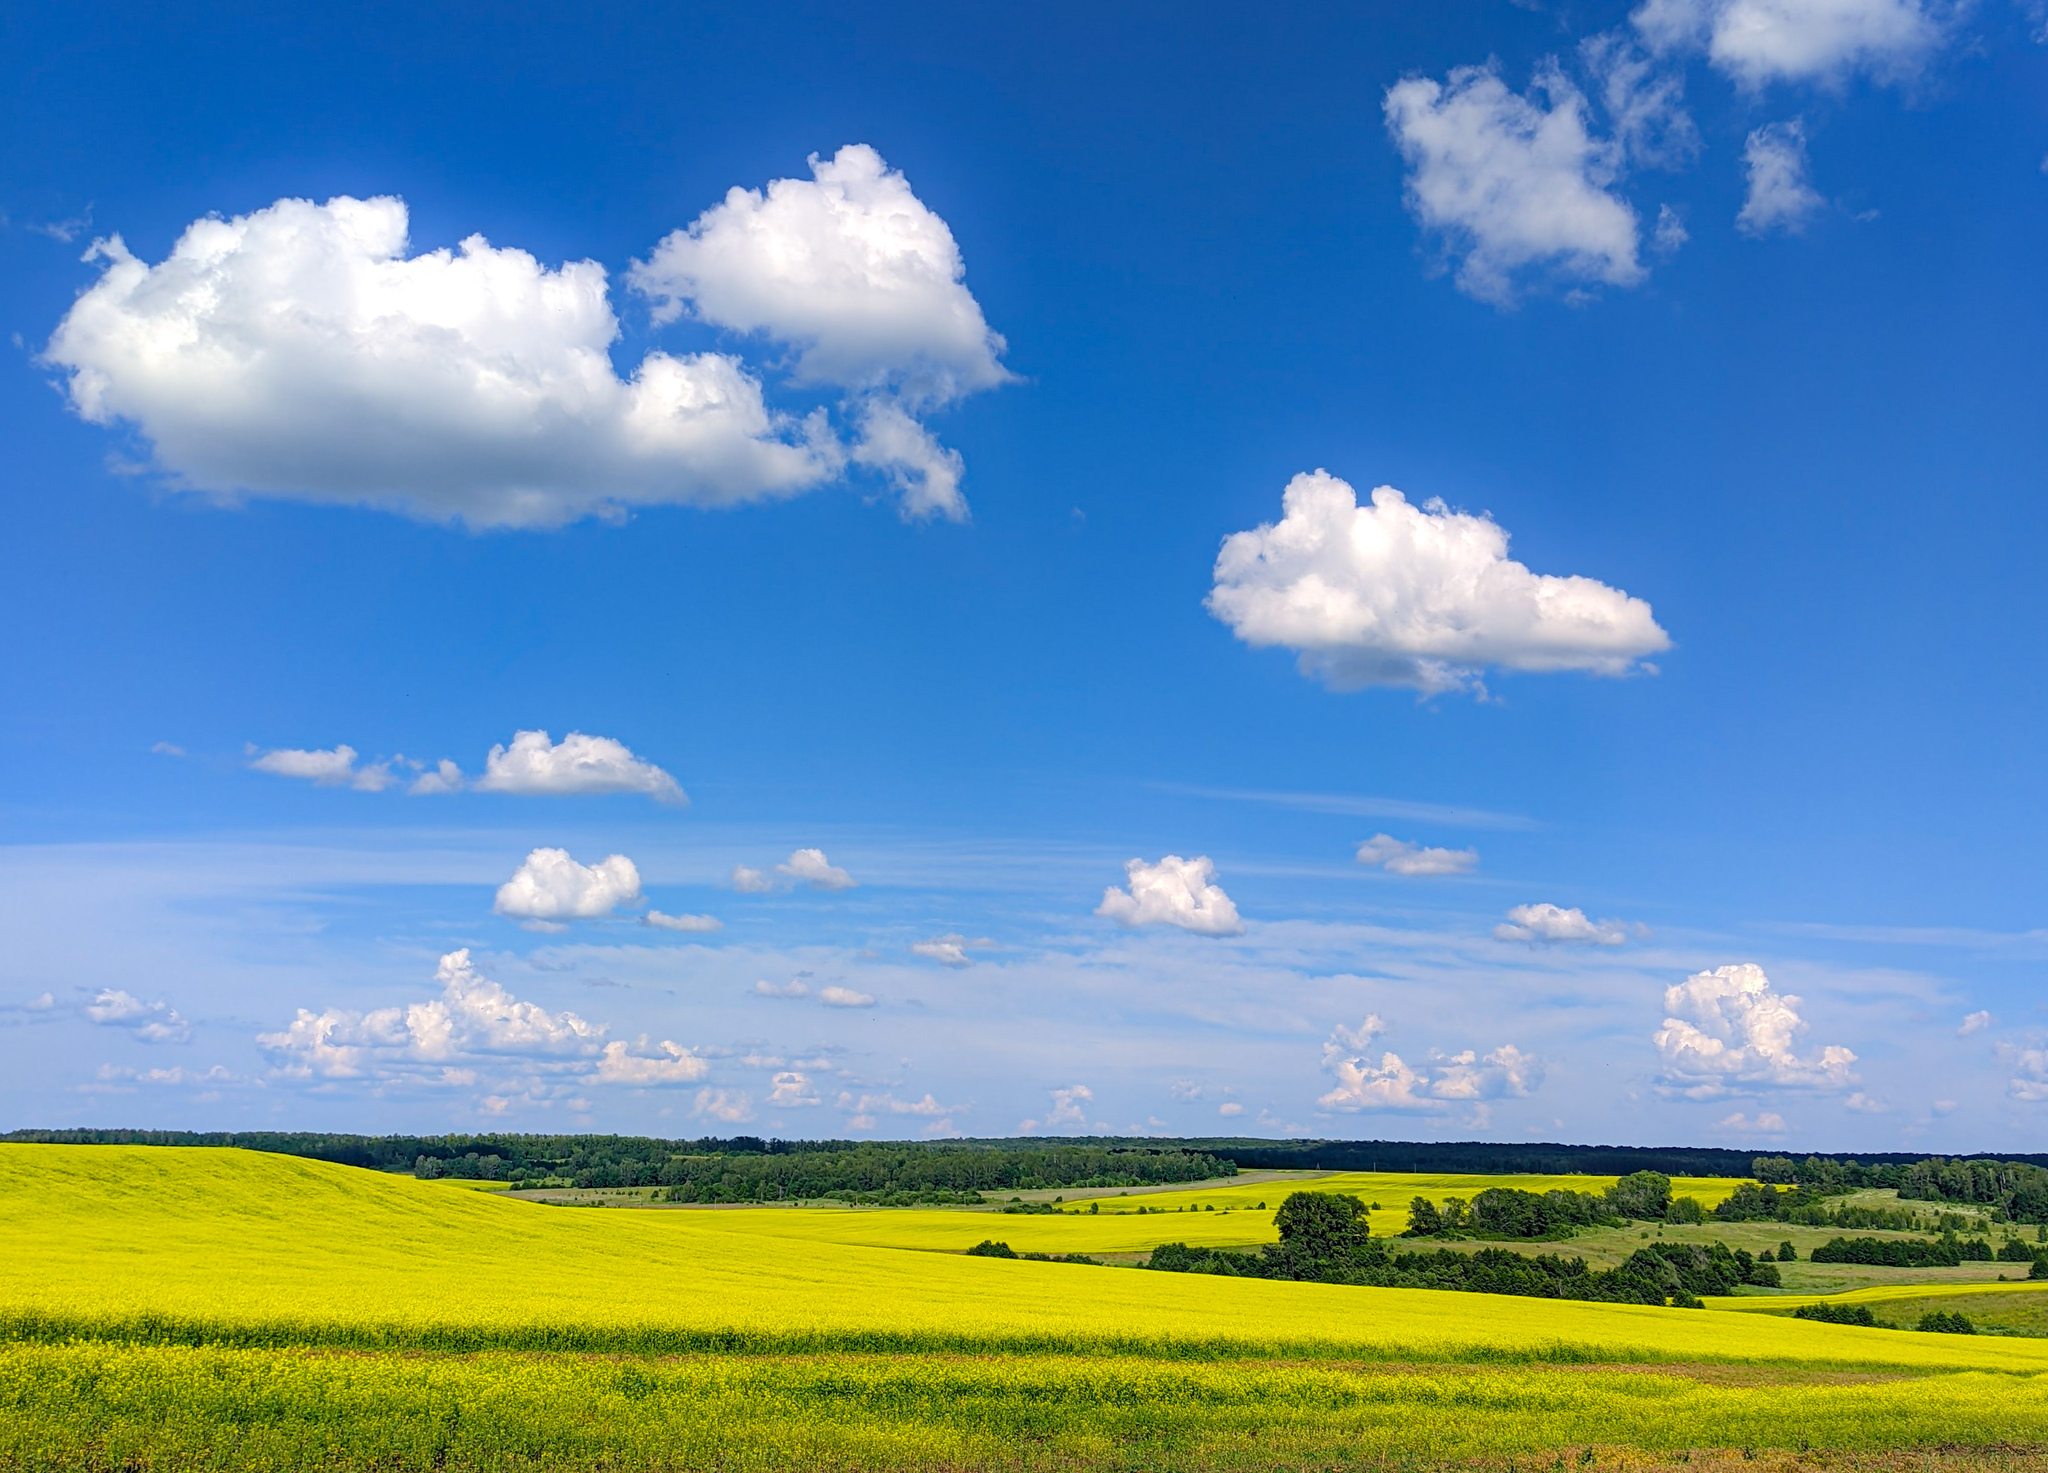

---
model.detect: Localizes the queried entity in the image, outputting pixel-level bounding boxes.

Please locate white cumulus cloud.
[258,949,605,1082]
[1738,120,1825,235]
[631,144,1007,401]
[85,988,191,1043]
[1959,1010,1994,1036]
[778,848,856,891]
[753,977,812,998]
[1429,1044,1544,1100]
[1653,963,1858,1097]
[1384,61,1643,305]
[819,985,875,1008]
[1357,834,1479,877]
[629,144,1009,521]
[1208,472,1669,696]
[475,730,684,802]
[1096,855,1245,936]
[1633,0,1948,85]
[45,195,838,528]
[1319,1049,1434,1112]
[595,1038,708,1086]
[493,848,643,923]
[768,1071,821,1107]
[1494,902,1631,944]
[1317,1018,1538,1112]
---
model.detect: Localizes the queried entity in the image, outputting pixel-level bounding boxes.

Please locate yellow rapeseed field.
[1062,1170,1749,1220]
[0,1144,2036,1370]
[4,1144,2044,1471]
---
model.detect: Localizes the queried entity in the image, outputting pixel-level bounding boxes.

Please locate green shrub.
[1915,1311,1974,1335]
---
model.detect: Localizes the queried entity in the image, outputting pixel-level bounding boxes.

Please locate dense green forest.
[2,1129,1228,1198]
[11,1129,2048,1218]
[654,1146,1229,1201]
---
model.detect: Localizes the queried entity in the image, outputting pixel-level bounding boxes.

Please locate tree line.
[5,1129,1231,1196]
[655,1145,1229,1200]
[1402,1172,1702,1240]
[1145,1192,1780,1305]
[1750,1155,2048,1222]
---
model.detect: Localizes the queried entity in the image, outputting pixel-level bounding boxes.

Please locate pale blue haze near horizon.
[1,0,2044,1150]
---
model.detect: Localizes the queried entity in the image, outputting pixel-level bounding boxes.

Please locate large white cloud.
[493,848,643,923]
[628,145,1009,522]
[1633,0,1948,84]
[45,196,836,528]
[46,152,1010,527]
[1209,472,1669,695]
[1097,855,1245,936]
[475,730,684,803]
[1384,62,1643,305]
[1494,902,1630,945]
[1737,120,1825,236]
[1653,963,1858,1096]
[630,145,1008,402]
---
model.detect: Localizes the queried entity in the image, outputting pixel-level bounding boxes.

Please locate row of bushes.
[1792,1302,1976,1334]
[1808,1234,2000,1267]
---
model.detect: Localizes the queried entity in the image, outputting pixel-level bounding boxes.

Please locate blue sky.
[3,0,2045,1148]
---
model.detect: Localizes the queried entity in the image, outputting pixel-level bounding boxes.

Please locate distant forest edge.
[10,1129,2048,1215]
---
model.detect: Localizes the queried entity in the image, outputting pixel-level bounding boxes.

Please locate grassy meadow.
[4,1143,2045,1471]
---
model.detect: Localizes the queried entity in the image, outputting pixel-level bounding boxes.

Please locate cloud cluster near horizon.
[257,949,706,1095]
[1316,1017,1541,1115]
[44,146,1007,527]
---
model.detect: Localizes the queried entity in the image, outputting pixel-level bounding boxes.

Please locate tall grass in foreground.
[5,1344,2048,1472]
